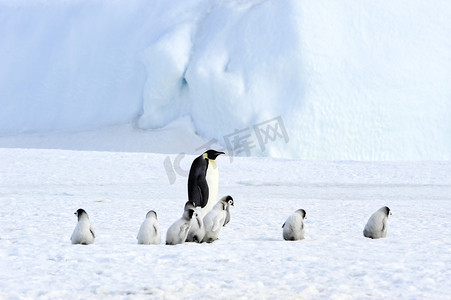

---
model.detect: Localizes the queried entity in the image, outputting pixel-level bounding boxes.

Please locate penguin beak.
[210,151,225,160]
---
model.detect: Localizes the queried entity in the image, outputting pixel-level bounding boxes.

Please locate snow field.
[1,149,451,299]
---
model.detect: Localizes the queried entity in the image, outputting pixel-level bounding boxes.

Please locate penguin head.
[204,149,225,160]
[146,210,157,219]
[75,208,88,221]
[184,208,196,220]
[226,196,234,207]
[295,209,306,219]
[184,201,196,211]
[381,206,391,217]
[220,195,234,206]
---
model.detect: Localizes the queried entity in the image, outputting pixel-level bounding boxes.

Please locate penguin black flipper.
[188,155,210,208]
[90,227,95,238]
[197,176,209,208]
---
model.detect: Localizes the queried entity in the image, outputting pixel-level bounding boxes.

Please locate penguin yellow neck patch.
[208,160,217,169]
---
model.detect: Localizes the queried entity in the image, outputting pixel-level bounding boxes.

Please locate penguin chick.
[282,209,306,241]
[363,206,391,239]
[185,202,205,243]
[202,201,228,243]
[71,208,95,245]
[221,195,234,226]
[166,207,196,245]
[187,150,225,216]
[137,210,161,245]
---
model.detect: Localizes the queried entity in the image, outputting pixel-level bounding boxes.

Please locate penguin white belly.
[202,209,226,243]
[202,160,219,216]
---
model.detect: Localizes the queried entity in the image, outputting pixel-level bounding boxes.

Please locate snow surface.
[0,116,214,154]
[1,0,451,160]
[1,148,451,299]
[1,1,451,297]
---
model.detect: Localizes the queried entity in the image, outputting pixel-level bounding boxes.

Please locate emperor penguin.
[202,199,228,243]
[363,206,391,239]
[185,202,205,243]
[282,209,306,241]
[222,195,234,227]
[166,206,197,245]
[137,210,161,245]
[71,208,95,245]
[187,149,225,217]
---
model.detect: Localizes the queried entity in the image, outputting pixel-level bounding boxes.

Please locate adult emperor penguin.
[166,205,196,245]
[187,149,225,217]
[185,202,205,243]
[137,210,161,245]
[71,208,95,245]
[202,199,229,243]
[363,206,391,239]
[282,209,306,241]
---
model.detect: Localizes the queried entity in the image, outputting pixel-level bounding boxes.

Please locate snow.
[1,0,451,160]
[1,148,451,299]
[1,1,451,297]
[0,116,214,154]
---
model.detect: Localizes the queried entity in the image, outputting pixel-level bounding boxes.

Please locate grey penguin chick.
[363,206,391,239]
[202,200,228,243]
[166,206,196,245]
[71,208,95,245]
[282,209,306,241]
[137,210,161,245]
[185,202,205,243]
[222,195,234,226]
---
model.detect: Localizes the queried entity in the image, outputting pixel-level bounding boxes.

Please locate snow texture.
[1,1,451,298]
[1,148,451,299]
[1,0,451,160]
